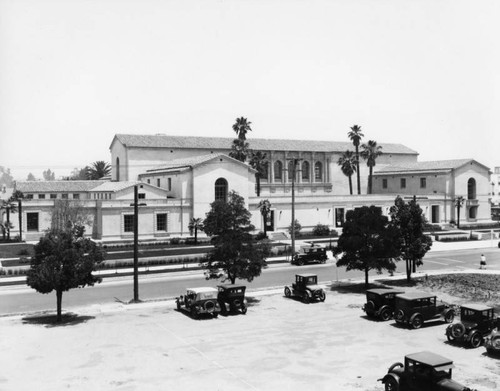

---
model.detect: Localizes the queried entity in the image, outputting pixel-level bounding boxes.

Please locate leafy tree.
[257,199,272,238]
[51,199,92,232]
[337,150,357,195]
[232,116,252,140]
[287,219,302,237]
[360,140,383,194]
[334,206,401,287]
[312,223,330,236]
[26,226,106,322]
[389,196,433,282]
[43,169,56,181]
[203,191,268,284]
[87,161,111,180]
[27,173,36,181]
[68,167,90,180]
[249,150,267,196]
[188,217,204,244]
[229,138,250,162]
[348,125,364,194]
[454,196,465,228]
[0,166,14,187]
[0,199,17,241]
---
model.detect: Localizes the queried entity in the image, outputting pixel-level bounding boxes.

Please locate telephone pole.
[288,158,302,257]
[130,185,146,302]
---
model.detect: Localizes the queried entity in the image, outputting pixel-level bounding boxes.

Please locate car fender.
[377,304,390,316]
[378,373,400,385]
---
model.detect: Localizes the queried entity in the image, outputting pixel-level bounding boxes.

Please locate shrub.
[254,231,267,241]
[170,237,181,245]
[312,223,330,236]
[287,219,302,237]
[17,249,30,256]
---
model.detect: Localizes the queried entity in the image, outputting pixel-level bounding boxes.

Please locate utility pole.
[289,158,302,258]
[130,185,146,302]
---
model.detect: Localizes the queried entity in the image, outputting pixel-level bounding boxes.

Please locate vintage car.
[363,288,405,321]
[485,328,500,355]
[446,304,498,348]
[291,244,328,266]
[284,273,326,303]
[378,351,477,391]
[217,284,248,315]
[394,292,455,329]
[176,287,221,319]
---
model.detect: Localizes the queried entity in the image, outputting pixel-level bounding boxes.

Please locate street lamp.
[130,185,146,302]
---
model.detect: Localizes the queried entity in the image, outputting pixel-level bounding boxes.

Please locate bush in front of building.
[287,219,302,237]
[312,223,330,236]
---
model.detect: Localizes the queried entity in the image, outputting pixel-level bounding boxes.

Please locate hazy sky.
[1,0,499,180]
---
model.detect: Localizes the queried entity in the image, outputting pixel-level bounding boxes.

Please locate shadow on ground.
[22,312,95,328]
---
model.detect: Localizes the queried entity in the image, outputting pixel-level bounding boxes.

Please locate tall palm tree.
[337,150,357,195]
[87,161,111,180]
[232,117,252,140]
[454,196,465,228]
[188,218,204,245]
[257,199,272,238]
[249,151,268,196]
[347,125,364,194]
[360,140,383,194]
[0,199,17,241]
[9,190,23,241]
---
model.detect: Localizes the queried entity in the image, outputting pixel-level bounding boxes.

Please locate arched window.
[469,206,477,219]
[116,157,120,181]
[274,161,283,181]
[215,178,228,202]
[302,161,310,181]
[467,178,476,199]
[261,161,269,182]
[314,162,323,181]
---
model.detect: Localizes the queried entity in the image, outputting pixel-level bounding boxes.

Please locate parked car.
[284,273,326,303]
[394,292,455,329]
[363,288,405,321]
[176,287,221,319]
[446,304,498,348]
[217,284,248,315]
[378,351,477,391]
[485,328,500,355]
[291,244,328,266]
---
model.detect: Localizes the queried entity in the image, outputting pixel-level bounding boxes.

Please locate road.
[1,247,498,315]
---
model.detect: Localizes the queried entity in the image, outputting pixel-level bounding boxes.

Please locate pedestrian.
[480,254,486,270]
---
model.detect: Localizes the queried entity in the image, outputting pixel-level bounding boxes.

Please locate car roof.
[405,351,453,367]
[296,273,317,278]
[367,288,405,295]
[217,284,246,289]
[187,287,218,294]
[396,292,436,300]
[461,304,493,312]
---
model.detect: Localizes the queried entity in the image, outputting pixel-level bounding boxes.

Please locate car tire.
[384,377,399,391]
[365,300,376,315]
[284,287,292,298]
[410,314,423,329]
[470,332,483,348]
[303,292,310,304]
[444,310,454,323]
[297,259,304,266]
[318,290,326,302]
[380,308,392,321]
[451,323,466,339]
[395,310,405,323]
[190,307,198,319]
[205,300,216,314]
[241,304,247,315]
[446,328,455,342]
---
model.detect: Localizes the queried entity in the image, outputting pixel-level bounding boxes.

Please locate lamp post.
[130,185,146,302]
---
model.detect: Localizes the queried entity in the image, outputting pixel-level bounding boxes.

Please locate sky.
[1,0,499,181]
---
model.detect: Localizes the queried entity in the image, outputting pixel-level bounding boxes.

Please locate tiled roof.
[90,181,142,192]
[16,181,108,193]
[374,159,486,174]
[144,153,235,173]
[113,134,418,155]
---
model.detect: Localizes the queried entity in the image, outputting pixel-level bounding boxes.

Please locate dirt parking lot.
[1,283,499,391]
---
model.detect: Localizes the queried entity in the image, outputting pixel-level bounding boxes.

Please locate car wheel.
[410,314,423,329]
[365,300,376,315]
[446,329,455,342]
[284,287,292,298]
[190,307,198,319]
[297,259,304,266]
[395,310,405,323]
[470,332,483,348]
[384,377,399,391]
[380,308,392,321]
[444,310,454,323]
[241,304,247,315]
[318,291,326,302]
[176,300,181,311]
[303,292,310,304]
[492,336,500,349]
[451,323,466,339]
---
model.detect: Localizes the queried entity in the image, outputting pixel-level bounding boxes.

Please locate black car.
[217,284,248,315]
[394,292,455,329]
[363,288,405,321]
[446,304,498,348]
[284,274,326,303]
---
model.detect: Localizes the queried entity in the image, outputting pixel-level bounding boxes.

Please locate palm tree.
[249,151,268,196]
[188,218,204,245]
[337,150,357,195]
[232,117,252,140]
[360,140,383,194]
[347,125,364,194]
[0,199,17,241]
[87,161,111,180]
[257,199,272,238]
[9,190,23,241]
[454,196,465,228]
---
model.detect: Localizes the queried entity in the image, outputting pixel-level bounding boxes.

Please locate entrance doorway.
[431,205,439,224]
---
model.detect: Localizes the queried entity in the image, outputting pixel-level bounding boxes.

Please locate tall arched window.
[261,161,269,182]
[314,162,323,181]
[302,161,310,181]
[215,178,228,202]
[274,161,283,181]
[467,178,476,199]
[116,157,120,181]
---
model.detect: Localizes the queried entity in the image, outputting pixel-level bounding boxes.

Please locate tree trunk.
[368,166,373,194]
[457,206,461,228]
[355,146,361,195]
[412,259,416,273]
[6,209,10,241]
[18,200,22,242]
[229,274,236,284]
[256,175,261,197]
[263,213,267,237]
[364,268,369,287]
[348,175,353,195]
[194,227,198,245]
[56,289,63,322]
[406,259,412,282]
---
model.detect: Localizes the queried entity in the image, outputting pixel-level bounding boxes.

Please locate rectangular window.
[62,193,68,199]
[124,215,134,233]
[400,178,406,189]
[147,179,150,184]
[50,194,57,199]
[382,179,388,189]
[73,194,80,200]
[157,178,161,187]
[38,194,46,199]
[26,194,33,199]
[156,213,168,231]
[27,212,39,231]
[420,178,426,188]
[138,193,146,199]
[335,208,345,228]
[168,178,172,191]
